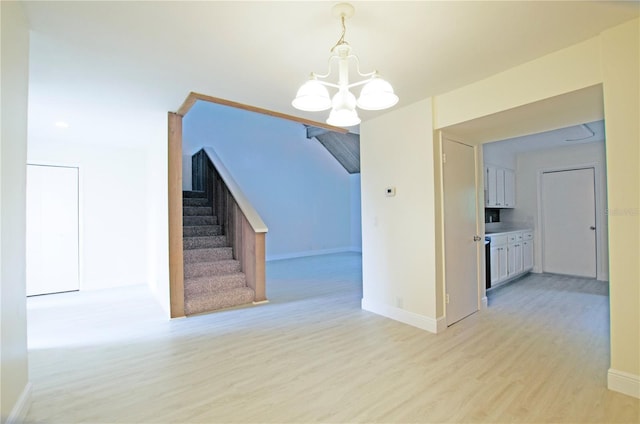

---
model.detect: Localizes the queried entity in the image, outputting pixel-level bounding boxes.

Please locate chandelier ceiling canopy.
[292,3,399,128]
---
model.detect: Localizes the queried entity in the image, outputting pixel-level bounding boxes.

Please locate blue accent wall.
[183,101,361,260]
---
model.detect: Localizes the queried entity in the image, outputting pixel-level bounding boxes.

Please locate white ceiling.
[487,119,605,155]
[23,1,639,148]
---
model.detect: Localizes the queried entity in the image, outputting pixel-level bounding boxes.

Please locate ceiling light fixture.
[292,2,398,128]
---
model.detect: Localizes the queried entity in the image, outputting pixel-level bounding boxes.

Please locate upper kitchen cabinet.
[485,165,515,208]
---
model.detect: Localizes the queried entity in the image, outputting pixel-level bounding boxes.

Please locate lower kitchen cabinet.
[487,230,533,289]
[490,242,508,285]
[508,241,523,275]
[523,239,534,271]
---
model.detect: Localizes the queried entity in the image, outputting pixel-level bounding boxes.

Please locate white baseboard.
[266,247,360,262]
[481,296,488,309]
[361,298,445,334]
[7,382,32,424]
[608,368,640,398]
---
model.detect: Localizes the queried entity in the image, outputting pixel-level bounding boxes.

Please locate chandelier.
[291,3,399,127]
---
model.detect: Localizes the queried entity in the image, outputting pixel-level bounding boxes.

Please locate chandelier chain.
[330,15,349,52]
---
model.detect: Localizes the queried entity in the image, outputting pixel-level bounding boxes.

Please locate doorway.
[26,164,80,296]
[541,167,597,278]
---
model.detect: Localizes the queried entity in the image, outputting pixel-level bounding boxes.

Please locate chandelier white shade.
[291,79,332,112]
[357,77,399,110]
[327,89,361,127]
[292,3,398,127]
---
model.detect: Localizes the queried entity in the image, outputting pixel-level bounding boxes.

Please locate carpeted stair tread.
[183,197,209,207]
[183,206,213,216]
[183,225,222,237]
[183,216,217,226]
[183,190,207,198]
[184,259,242,279]
[184,273,247,296]
[182,183,255,315]
[184,247,233,264]
[183,235,227,250]
[184,287,255,315]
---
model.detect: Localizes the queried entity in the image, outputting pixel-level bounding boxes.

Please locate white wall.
[483,144,517,170]
[183,101,360,260]
[359,21,638,387]
[27,141,149,290]
[600,19,639,392]
[145,128,170,316]
[349,174,362,251]
[507,142,609,280]
[1,1,31,421]
[360,98,441,332]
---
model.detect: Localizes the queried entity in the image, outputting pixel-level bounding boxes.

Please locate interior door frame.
[536,162,606,280]
[26,162,83,293]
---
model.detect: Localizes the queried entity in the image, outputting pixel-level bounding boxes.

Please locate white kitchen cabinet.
[485,165,515,208]
[508,240,523,276]
[485,167,497,206]
[522,232,534,271]
[490,245,508,285]
[503,169,515,207]
[489,235,508,285]
[496,168,505,206]
[487,230,533,289]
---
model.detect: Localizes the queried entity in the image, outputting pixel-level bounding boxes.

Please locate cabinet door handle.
[590,226,596,230]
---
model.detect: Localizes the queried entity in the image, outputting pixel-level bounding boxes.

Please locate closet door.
[26,165,79,296]
[541,168,596,278]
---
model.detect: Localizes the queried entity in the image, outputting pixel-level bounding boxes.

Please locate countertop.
[485,228,532,235]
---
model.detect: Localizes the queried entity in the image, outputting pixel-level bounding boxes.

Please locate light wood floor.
[26,252,639,423]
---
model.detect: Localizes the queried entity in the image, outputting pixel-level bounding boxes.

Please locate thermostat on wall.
[385,186,396,197]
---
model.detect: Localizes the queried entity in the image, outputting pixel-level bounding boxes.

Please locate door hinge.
[446,293,450,304]
[442,153,447,164]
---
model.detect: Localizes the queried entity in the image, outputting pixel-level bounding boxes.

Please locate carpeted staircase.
[182,190,255,315]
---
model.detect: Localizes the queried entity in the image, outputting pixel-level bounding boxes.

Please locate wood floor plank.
[26,253,639,423]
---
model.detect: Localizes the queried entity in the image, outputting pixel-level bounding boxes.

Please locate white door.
[443,138,479,326]
[26,165,80,296]
[541,168,596,278]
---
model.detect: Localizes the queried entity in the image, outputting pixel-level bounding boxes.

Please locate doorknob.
[473,236,482,241]
[590,226,596,230]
